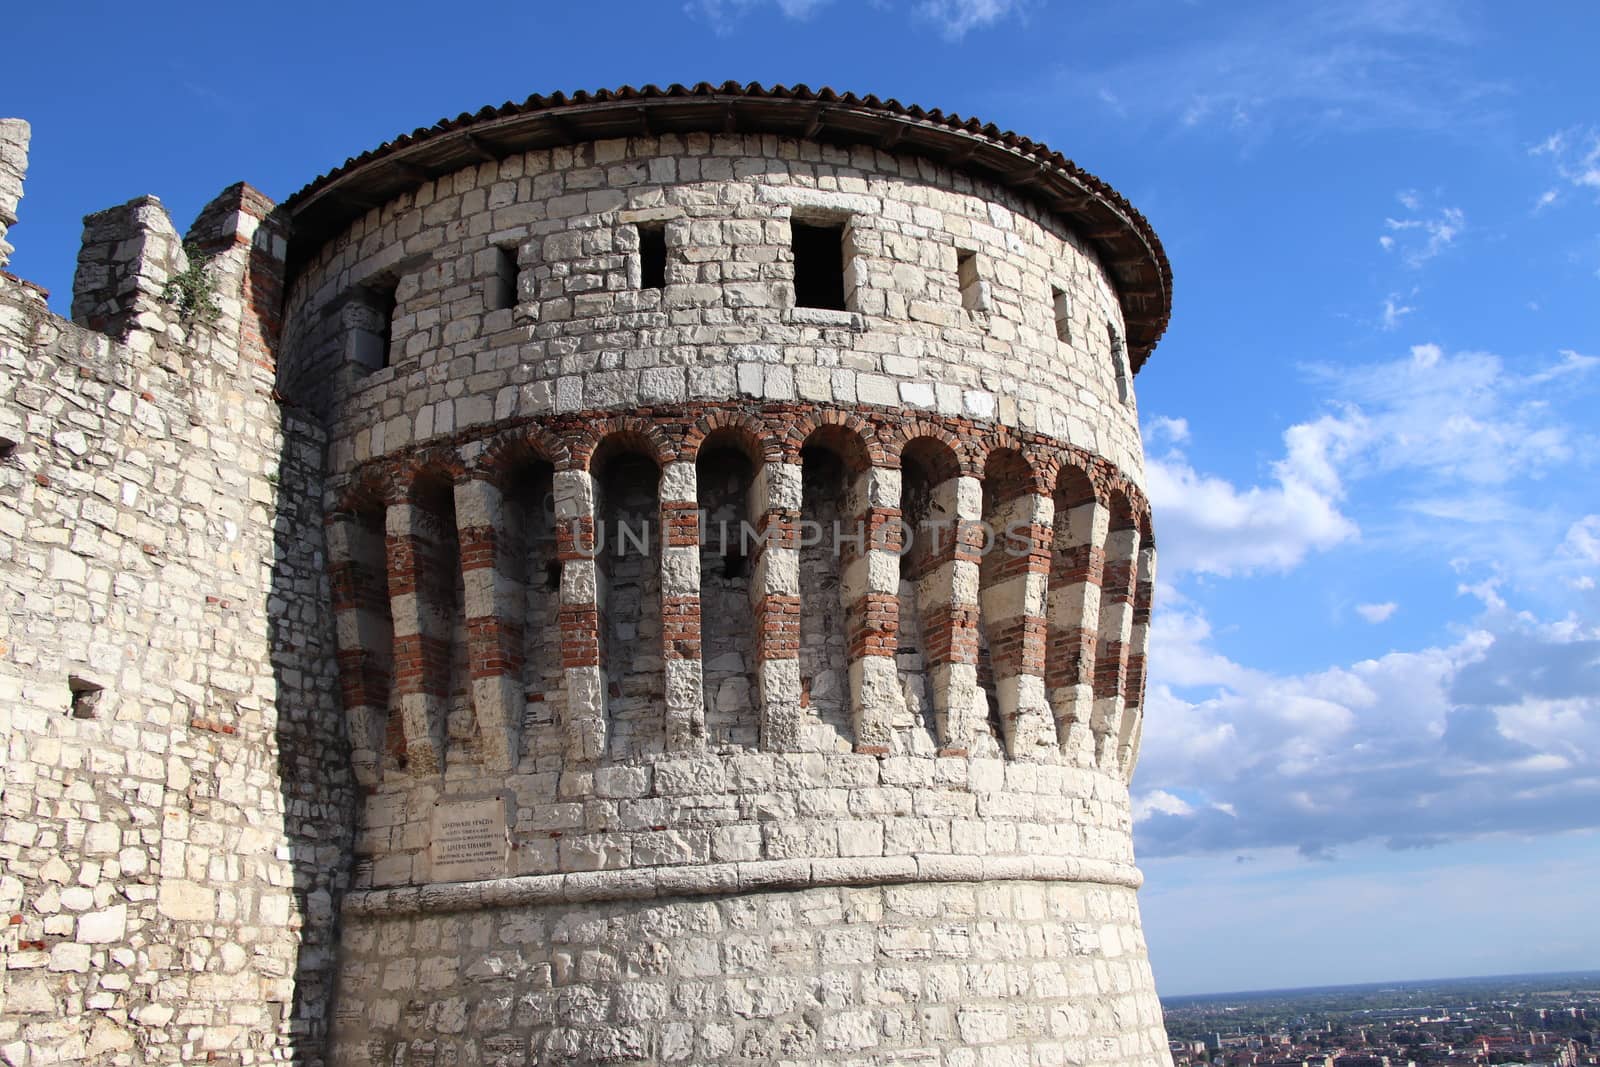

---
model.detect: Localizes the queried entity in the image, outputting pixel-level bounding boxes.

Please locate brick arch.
[883,419,970,479]
[474,423,572,484]
[789,412,882,472]
[574,416,677,474]
[680,410,782,466]
[1082,456,1118,508]
[398,459,465,512]
[976,427,1048,494]
[980,442,1046,500]
[1093,463,1149,524]
[1135,505,1155,548]
[1053,458,1097,509]
[379,446,468,506]
[1105,485,1138,531]
[333,468,395,519]
[897,435,964,486]
[1060,446,1098,490]
[1024,444,1062,492]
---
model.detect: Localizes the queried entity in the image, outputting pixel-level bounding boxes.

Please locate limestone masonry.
[0,84,1174,1066]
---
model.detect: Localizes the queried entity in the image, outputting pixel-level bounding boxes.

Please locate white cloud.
[1145,446,1358,578]
[1457,577,1506,611]
[917,0,1022,38]
[1133,790,1195,822]
[1356,601,1398,623]
[1561,515,1600,563]
[1144,415,1191,446]
[1528,348,1600,384]
[1532,126,1600,200]
[683,0,830,32]
[1071,0,1503,141]
[686,0,1022,36]
[1148,343,1595,584]
[1135,602,1600,858]
[1301,343,1587,487]
[1381,192,1465,267]
[1380,293,1414,330]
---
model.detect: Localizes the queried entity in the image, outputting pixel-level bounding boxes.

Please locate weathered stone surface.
[1,160,352,1065]
[2,88,1169,1067]
[75,904,126,943]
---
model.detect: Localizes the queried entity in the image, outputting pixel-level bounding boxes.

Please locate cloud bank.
[1136,609,1600,859]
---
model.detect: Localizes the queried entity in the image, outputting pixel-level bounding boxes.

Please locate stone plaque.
[428,797,509,883]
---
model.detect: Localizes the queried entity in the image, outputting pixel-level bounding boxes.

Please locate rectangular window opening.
[1052,286,1071,343]
[0,435,16,461]
[1108,321,1130,405]
[376,284,396,369]
[492,246,518,311]
[68,676,103,720]
[957,249,986,311]
[639,224,667,290]
[792,220,848,311]
[351,281,399,375]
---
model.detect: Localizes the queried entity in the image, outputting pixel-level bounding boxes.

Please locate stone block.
[158,880,216,921]
[76,904,126,943]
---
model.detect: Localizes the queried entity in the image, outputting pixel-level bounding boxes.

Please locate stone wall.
[277,132,1146,491]
[0,175,353,1065]
[287,111,1170,1067]
[1,92,1174,1067]
[332,878,1168,1066]
[0,119,27,269]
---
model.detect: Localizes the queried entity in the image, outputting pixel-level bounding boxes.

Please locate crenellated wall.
[0,161,353,1065]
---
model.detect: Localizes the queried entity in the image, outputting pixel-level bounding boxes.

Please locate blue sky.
[8,0,1598,996]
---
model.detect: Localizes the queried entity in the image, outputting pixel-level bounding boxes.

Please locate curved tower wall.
[283,133,1146,478]
[285,118,1170,1067]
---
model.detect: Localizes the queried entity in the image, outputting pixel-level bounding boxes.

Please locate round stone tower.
[280,83,1172,1066]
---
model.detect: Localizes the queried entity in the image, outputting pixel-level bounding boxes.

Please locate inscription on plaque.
[429,797,508,882]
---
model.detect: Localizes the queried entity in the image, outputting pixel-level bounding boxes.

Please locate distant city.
[1164,973,1600,1067]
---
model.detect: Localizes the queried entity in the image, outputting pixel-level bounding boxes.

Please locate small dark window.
[544,561,562,592]
[1052,287,1071,343]
[957,250,986,311]
[375,285,397,368]
[1108,322,1130,405]
[639,225,667,290]
[491,246,518,311]
[0,435,16,461]
[792,221,847,311]
[352,281,398,374]
[722,550,748,580]
[68,676,103,720]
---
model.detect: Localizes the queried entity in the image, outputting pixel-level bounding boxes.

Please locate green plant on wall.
[162,241,221,328]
